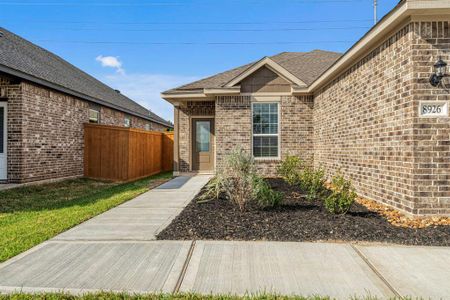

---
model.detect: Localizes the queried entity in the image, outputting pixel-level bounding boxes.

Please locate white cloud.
[96,55,125,74]
[101,73,198,122]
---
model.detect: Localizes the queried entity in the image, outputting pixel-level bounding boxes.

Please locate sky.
[1,0,400,122]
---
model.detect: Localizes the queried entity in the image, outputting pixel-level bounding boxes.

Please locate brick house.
[162,0,450,216]
[0,28,173,184]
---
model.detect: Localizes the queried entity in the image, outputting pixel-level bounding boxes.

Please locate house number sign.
[419,101,448,118]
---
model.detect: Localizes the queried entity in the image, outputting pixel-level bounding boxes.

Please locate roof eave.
[0,64,172,128]
[308,0,450,93]
[161,87,240,104]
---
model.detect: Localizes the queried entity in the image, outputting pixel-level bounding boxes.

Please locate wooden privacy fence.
[84,124,174,181]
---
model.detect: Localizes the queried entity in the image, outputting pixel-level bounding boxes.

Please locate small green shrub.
[276,156,304,185]
[299,166,326,201]
[324,173,356,214]
[252,176,284,209]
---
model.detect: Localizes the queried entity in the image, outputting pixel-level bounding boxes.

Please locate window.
[252,102,279,158]
[124,116,131,128]
[89,108,99,123]
[145,123,151,131]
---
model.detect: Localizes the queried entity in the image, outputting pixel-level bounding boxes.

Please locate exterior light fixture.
[430,57,448,87]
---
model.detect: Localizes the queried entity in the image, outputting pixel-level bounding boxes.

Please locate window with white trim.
[252,102,279,158]
[124,116,131,128]
[89,108,100,123]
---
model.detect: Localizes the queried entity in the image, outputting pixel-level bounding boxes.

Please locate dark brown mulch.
[157,179,450,246]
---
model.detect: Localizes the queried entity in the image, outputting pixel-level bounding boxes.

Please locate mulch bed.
[157,179,450,246]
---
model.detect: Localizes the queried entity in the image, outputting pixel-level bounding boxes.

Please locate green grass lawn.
[0,172,172,263]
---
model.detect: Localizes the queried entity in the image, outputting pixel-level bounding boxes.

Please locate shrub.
[299,166,326,201]
[197,173,225,203]
[198,147,283,211]
[221,148,257,211]
[252,176,284,209]
[324,173,357,214]
[276,156,304,185]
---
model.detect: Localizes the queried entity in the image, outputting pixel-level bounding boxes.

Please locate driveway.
[0,175,449,299]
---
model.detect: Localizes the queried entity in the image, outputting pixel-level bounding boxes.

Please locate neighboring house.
[162,0,450,216]
[0,28,173,184]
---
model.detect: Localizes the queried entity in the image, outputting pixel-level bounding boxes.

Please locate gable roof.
[224,57,307,88]
[163,50,341,94]
[0,27,172,128]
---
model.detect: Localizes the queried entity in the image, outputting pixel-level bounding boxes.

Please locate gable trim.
[224,57,307,88]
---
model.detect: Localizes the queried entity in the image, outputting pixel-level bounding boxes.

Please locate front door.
[192,118,214,171]
[0,102,7,180]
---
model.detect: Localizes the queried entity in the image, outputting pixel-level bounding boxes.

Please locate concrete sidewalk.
[0,175,449,299]
[0,240,449,299]
[54,175,211,241]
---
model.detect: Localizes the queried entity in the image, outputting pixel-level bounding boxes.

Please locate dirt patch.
[157,179,450,246]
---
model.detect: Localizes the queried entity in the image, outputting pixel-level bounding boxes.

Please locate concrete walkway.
[54,175,211,241]
[0,175,449,299]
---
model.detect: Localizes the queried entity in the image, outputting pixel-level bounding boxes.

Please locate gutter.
[0,65,172,128]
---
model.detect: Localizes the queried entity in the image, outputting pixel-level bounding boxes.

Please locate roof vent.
[114,89,121,94]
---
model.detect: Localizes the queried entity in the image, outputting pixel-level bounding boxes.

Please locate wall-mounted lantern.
[430,58,448,87]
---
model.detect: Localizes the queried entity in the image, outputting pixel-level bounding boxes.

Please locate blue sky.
[1,0,399,122]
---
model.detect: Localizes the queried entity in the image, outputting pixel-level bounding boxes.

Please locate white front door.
[0,102,7,180]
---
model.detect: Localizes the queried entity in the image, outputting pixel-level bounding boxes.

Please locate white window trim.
[89,108,100,123]
[251,101,281,160]
[124,116,131,128]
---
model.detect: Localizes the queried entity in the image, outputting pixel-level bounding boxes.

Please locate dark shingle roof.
[164,50,342,93]
[0,27,172,128]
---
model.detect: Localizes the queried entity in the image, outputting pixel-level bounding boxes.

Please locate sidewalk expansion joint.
[350,244,402,299]
[173,240,196,293]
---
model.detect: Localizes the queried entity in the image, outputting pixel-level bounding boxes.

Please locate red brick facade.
[1,76,170,183]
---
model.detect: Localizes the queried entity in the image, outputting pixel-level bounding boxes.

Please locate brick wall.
[3,77,169,183]
[215,95,314,176]
[215,96,252,173]
[100,106,166,132]
[410,21,450,215]
[148,120,170,132]
[1,74,23,182]
[314,21,450,215]
[18,82,88,182]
